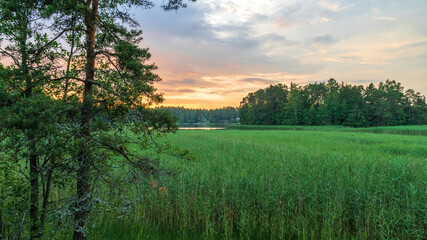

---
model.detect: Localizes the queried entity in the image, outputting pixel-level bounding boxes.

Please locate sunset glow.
[134,0,427,109]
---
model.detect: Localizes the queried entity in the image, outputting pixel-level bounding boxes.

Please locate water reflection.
[178,127,226,130]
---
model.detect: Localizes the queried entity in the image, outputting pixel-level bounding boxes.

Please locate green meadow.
[87,127,427,240]
[227,124,427,136]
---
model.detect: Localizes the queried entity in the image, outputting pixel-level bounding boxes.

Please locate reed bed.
[89,129,426,239]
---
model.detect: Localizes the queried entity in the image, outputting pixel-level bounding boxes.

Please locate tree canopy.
[239,79,427,127]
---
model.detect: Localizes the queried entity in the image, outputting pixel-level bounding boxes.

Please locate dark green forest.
[239,79,427,127]
[160,107,239,124]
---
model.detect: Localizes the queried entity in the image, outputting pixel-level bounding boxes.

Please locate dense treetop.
[239,79,427,127]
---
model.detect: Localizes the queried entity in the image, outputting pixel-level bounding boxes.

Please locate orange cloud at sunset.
[133,0,427,109]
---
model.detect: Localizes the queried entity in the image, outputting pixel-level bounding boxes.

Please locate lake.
[178,127,226,130]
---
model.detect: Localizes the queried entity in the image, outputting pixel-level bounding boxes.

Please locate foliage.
[239,84,287,125]
[160,106,239,125]
[228,124,427,136]
[239,79,427,127]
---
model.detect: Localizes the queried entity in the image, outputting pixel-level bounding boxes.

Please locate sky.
[132,0,427,109]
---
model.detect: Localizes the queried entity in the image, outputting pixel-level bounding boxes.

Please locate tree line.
[160,107,239,124]
[239,79,427,127]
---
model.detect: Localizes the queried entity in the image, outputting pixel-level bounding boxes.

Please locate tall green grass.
[89,130,426,239]
[227,124,427,136]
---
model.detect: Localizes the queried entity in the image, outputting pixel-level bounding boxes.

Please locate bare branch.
[63,24,77,101]
[0,48,20,65]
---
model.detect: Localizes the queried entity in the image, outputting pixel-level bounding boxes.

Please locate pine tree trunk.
[21,27,41,239]
[39,166,53,238]
[73,1,98,239]
[29,145,40,240]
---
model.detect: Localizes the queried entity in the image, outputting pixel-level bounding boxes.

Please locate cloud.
[135,0,330,75]
[258,33,287,43]
[311,33,338,45]
[239,78,279,84]
[321,17,331,22]
[161,78,219,88]
[272,2,325,27]
[374,17,398,22]
[162,88,197,93]
[274,17,292,29]
[319,0,350,12]
[133,0,427,108]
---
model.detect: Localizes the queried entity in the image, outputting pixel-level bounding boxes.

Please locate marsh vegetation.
[86,127,427,239]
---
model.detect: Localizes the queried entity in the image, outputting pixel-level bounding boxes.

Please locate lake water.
[178,127,226,130]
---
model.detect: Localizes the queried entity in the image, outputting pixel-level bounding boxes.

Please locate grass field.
[227,124,427,136]
[88,127,426,239]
